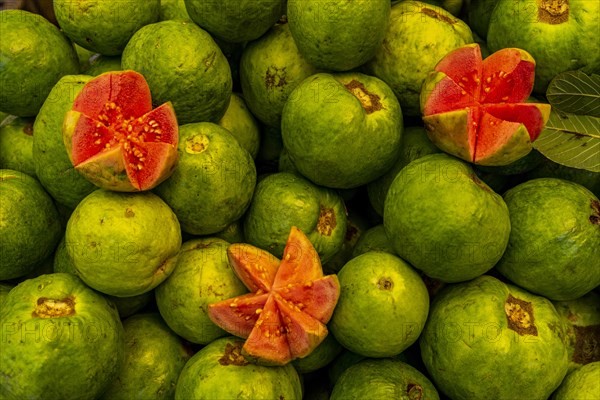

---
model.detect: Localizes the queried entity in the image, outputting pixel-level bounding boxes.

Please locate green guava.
[0,117,36,177]
[84,54,122,76]
[363,1,473,117]
[53,0,160,56]
[154,122,256,236]
[287,0,390,71]
[467,0,499,39]
[526,158,600,198]
[496,178,600,301]
[281,72,403,189]
[329,251,429,357]
[32,75,97,209]
[160,0,190,21]
[488,0,600,93]
[239,19,318,128]
[352,225,395,257]
[0,282,15,310]
[0,273,124,400]
[421,275,569,399]
[331,358,440,400]
[367,126,441,216]
[0,170,62,280]
[243,172,347,263]
[155,238,249,344]
[217,93,261,159]
[553,291,600,372]
[552,361,600,400]
[476,149,545,176]
[122,20,232,124]
[213,219,245,244]
[175,336,302,400]
[323,210,370,274]
[53,237,153,319]
[292,333,343,374]
[100,313,192,400]
[65,189,182,297]
[184,0,285,43]
[384,153,511,282]
[73,43,97,72]
[256,127,284,173]
[0,10,79,117]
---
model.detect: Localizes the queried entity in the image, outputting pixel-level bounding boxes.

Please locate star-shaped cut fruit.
[208,226,340,365]
[63,70,179,191]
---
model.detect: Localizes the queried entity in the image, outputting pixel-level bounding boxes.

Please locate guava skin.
[155,238,249,345]
[122,20,232,124]
[154,122,256,236]
[0,170,62,281]
[287,0,390,71]
[281,72,403,189]
[352,224,395,257]
[100,313,192,400]
[0,10,79,117]
[467,0,500,39]
[159,0,190,21]
[329,251,430,358]
[487,0,600,94]
[65,189,182,297]
[0,117,36,177]
[331,359,440,400]
[0,273,124,400]
[383,153,511,283]
[53,0,161,56]
[292,333,343,374]
[32,75,97,209]
[364,1,473,117]
[185,0,285,43]
[496,178,600,301]
[240,20,318,128]
[175,336,303,400]
[526,158,600,198]
[84,54,123,76]
[552,361,600,400]
[217,93,261,159]
[243,172,347,264]
[420,275,569,400]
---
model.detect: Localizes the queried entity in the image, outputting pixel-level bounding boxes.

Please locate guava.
[217,93,261,159]
[63,70,178,192]
[352,225,395,257]
[208,227,340,365]
[154,122,256,236]
[0,282,15,310]
[0,10,79,116]
[467,0,499,39]
[281,72,403,189]
[292,333,343,374]
[65,189,181,297]
[329,251,429,358]
[420,275,569,399]
[421,44,551,166]
[239,19,318,128]
[33,75,97,209]
[184,0,285,43]
[174,336,302,400]
[53,237,153,319]
[214,219,246,244]
[552,361,600,400]
[331,359,440,400]
[84,54,122,76]
[287,0,390,71]
[73,43,97,71]
[53,0,160,56]
[526,158,600,198]
[476,148,545,176]
[0,170,62,280]
[367,126,441,216]
[0,273,124,400]
[122,19,232,124]
[100,313,192,400]
[256,127,284,173]
[243,172,347,263]
[363,1,473,116]
[496,178,600,301]
[155,237,249,345]
[553,292,600,372]
[159,0,190,21]
[0,117,36,177]
[323,210,370,274]
[384,153,511,282]
[487,0,600,93]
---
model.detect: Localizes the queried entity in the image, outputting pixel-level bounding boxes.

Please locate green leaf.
[546,71,600,117]
[533,110,600,172]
